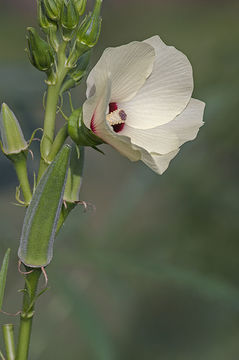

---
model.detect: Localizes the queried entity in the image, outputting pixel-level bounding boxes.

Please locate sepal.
[68,107,104,147]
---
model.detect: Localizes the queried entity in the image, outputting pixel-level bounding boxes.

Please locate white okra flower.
[83,35,205,174]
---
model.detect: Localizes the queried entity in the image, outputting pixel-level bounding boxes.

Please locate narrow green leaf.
[18,145,71,267]
[0,248,10,310]
[0,349,6,360]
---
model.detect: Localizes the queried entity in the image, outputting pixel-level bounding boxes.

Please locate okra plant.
[0,0,205,359]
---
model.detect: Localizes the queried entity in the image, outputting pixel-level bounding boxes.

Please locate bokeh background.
[0,0,239,359]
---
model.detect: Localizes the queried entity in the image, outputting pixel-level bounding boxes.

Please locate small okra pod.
[18,145,71,268]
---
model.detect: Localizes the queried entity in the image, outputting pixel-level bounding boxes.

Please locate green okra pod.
[18,145,71,268]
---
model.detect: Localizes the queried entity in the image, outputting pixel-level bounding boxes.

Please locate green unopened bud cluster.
[28,0,102,90]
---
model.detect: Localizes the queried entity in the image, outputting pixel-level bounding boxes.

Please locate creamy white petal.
[86,41,155,103]
[98,123,142,162]
[144,35,168,55]
[157,98,205,145]
[120,125,178,154]
[83,71,110,129]
[119,98,205,154]
[141,149,180,175]
[118,36,193,129]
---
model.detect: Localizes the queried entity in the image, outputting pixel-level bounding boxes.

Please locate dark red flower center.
[109,102,118,113]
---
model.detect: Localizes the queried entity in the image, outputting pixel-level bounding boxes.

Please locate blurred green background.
[0,0,239,359]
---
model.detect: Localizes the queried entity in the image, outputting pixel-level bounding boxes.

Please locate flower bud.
[26,27,54,72]
[61,0,79,41]
[38,0,55,31]
[74,0,86,15]
[61,0,79,30]
[64,145,84,203]
[68,107,103,147]
[76,0,102,49]
[71,50,91,81]
[43,0,63,21]
[61,50,91,93]
[0,103,28,157]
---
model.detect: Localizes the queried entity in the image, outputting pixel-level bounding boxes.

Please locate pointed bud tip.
[0,104,28,157]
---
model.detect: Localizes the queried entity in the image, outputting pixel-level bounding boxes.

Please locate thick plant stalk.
[16,269,41,360]
[2,324,15,360]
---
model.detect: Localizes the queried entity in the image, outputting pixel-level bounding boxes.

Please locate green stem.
[13,155,32,205]
[0,350,6,360]
[47,124,68,163]
[38,41,68,182]
[2,324,15,360]
[16,269,41,360]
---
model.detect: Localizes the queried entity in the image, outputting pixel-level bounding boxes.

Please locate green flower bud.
[27,27,54,72]
[74,0,86,15]
[61,0,79,30]
[76,0,102,48]
[68,107,103,147]
[38,0,55,31]
[43,0,63,21]
[61,0,79,41]
[70,50,91,81]
[64,145,84,203]
[0,103,28,157]
[61,50,91,93]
